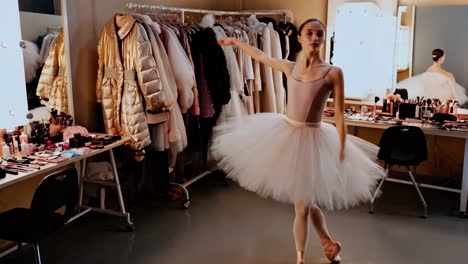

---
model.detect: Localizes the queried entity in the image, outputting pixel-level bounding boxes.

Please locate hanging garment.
[212,26,247,123]
[160,24,196,152]
[190,32,216,119]
[259,17,287,60]
[132,14,176,152]
[38,32,58,64]
[160,25,195,114]
[96,15,124,136]
[260,24,277,113]
[189,27,231,162]
[239,30,255,115]
[195,28,231,118]
[278,21,300,61]
[248,30,262,113]
[269,23,286,114]
[96,14,173,150]
[37,28,69,114]
[180,31,200,116]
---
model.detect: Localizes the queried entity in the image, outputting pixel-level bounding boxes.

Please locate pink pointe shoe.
[321,239,342,263]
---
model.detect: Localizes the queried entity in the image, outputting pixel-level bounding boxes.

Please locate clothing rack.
[124,2,293,209]
[124,3,294,24]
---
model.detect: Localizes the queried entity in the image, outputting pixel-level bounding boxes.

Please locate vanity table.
[323,116,468,216]
[0,135,134,229]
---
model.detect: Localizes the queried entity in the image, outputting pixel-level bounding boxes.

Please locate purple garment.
[196,53,215,118]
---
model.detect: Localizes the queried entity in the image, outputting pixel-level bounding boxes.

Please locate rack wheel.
[125,219,135,232]
[224,178,231,185]
[183,200,191,209]
[126,221,135,232]
[457,211,467,218]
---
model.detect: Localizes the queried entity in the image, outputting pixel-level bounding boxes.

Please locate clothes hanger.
[150,14,160,22]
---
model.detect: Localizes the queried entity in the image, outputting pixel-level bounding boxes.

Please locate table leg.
[108,149,129,222]
[460,139,468,217]
[78,159,87,208]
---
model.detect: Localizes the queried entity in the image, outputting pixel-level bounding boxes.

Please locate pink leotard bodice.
[286,66,333,123]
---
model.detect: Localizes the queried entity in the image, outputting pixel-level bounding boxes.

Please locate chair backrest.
[377,125,428,164]
[30,168,78,220]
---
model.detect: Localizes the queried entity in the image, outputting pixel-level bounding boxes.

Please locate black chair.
[369,126,428,218]
[0,168,78,264]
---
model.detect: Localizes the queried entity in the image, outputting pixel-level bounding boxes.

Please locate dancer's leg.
[294,201,309,263]
[310,204,341,262]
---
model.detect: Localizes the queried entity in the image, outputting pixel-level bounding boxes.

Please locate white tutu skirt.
[211,113,385,211]
[397,72,468,104]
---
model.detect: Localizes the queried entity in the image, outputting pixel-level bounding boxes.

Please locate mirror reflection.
[395,5,468,106]
[18,0,69,122]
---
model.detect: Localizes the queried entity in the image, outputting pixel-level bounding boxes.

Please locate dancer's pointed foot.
[321,239,341,263]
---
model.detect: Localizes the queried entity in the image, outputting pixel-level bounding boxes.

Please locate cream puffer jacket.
[96,14,173,150]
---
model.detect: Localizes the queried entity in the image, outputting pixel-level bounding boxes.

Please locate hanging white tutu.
[211,113,385,211]
[397,72,468,104]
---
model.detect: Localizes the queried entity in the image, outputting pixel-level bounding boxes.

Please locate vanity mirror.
[326,0,398,101]
[394,4,468,106]
[18,0,73,122]
[0,0,73,130]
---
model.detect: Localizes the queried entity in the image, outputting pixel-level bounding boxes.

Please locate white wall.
[241,0,327,28]
[412,5,468,92]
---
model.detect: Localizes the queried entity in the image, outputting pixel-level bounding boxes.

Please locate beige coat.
[260,25,277,113]
[37,28,69,114]
[270,24,286,114]
[134,14,189,152]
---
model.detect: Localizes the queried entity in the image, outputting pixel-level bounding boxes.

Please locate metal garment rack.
[124,2,293,209]
[124,3,294,24]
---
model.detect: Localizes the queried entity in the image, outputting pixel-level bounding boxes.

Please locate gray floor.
[2,173,468,264]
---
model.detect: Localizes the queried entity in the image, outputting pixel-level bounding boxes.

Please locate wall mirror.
[395,4,468,106]
[0,0,73,129]
[326,0,398,101]
[18,0,74,122]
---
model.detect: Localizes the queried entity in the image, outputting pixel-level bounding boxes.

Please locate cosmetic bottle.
[19,132,28,144]
[389,100,394,116]
[13,140,20,158]
[2,142,10,157]
[415,103,420,118]
[21,142,29,156]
